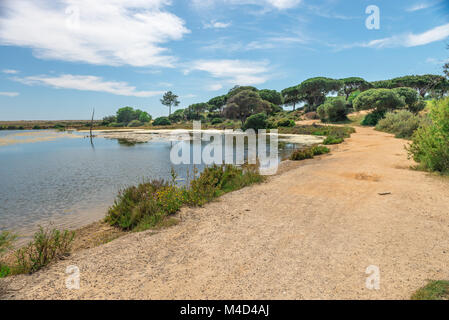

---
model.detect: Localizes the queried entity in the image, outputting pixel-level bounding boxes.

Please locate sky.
[0,0,449,120]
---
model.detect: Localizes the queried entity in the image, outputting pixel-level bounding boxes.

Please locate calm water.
[0,130,300,236]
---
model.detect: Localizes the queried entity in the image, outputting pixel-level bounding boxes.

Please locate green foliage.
[376,110,425,139]
[128,120,143,127]
[407,98,449,173]
[290,145,330,161]
[116,107,151,126]
[339,77,371,99]
[211,118,224,125]
[102,115,117,126]
[153,117,171,126]
[224,90,271,124]
[106,165,264,231]
[160,91,180,116]
[0,231,16,256]
[317,96,348,122]
[208,95,227,112]
[187,103,210,120]
[412,280,449,300]
[281,85,302,111]
[323,136,343,145]
[392,87,426,113]
[242,113,268,131]
[275,118,295,128]
[361,110,387,126]
[15,227,75,274]
[354,88,405,113]
[297,77,343,111]
[259,89,283,105]
[227,85,258,98]
[169,109,185,123]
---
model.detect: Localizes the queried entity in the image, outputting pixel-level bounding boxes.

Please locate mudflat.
[3,126,449,299]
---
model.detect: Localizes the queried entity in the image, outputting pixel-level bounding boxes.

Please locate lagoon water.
[0,130,302,237]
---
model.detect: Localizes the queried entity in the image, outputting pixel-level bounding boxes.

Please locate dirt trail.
[3,126,449,300]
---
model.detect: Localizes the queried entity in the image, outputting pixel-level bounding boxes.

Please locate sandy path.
[2,126,449,300]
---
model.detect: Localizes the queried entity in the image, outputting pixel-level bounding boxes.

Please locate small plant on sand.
[290,145,330,161]
[412,280,449,300]
[14,226,75,274]
[0,231,16,278]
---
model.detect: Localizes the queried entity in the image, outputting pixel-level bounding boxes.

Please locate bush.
[211,118,223,125]
[407,98,449,173]
[290,145,330,161]
[304,111,318,120]
[127,120,143,127]
[317,97,348,122]
[153,117,171,126]
[106,165,264,231]
[276,118,295,127]
[392,87,426,114]
[376,110,425,139]
[242,113,268,131]
[323,136,344,145]
[354,88,405,113]
[15,227,75,274]
[361,110,386,126]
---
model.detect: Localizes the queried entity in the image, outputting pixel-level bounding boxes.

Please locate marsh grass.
[106,164,265,232]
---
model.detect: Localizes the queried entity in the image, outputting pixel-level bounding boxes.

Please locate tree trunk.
[293,102,296,111]
[169,105,172,116]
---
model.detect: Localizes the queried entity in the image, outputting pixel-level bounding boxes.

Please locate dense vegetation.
[407,98,449,174]
[106,165,264,231]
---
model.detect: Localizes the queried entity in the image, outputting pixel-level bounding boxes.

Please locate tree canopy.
[160,91,180,116]
[353,89,405,112]
[339,77,371,99]
[281,85,302,111]
[297,77,342,111]
[116,107,151,125]
[208,95,227,112]
[258,89,283,105]
[223,90,271,124]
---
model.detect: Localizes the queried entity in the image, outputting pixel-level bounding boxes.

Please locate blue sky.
[0,0,448,120]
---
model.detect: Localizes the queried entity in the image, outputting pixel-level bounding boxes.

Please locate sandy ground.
[2,126,449,300]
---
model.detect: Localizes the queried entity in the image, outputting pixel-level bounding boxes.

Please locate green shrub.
[290,145,330,161]
[0,231,16,256]
[242,113,268,131]
[152,117,171,126]
[376,110,425,139]
[317,96,348,122]
[276,118,295,127]
[412,280,449,300]
[15,227,75,274]
[127,120,143,127]
[354,88,405,113]
[392,87,426,114]
[106,165,264,231]
[211,118,223,125]
[361,110,386,126]
[323,136,344,145]
[108,122,125,127]
[407,98,449,173]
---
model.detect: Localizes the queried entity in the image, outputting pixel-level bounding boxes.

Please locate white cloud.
[2,69,19,74]
[182,94,197,98]
[0,92,19,97]
[362,23,449,48]
[192,0,301,10]
[406,1,440,12]
[204,20,232,29]
[207,83,224,91]
[14,74,164,97]
[0,0,189,67]
[185,59,270,85]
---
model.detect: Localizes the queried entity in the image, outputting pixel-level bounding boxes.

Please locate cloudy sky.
[0,0,448,120]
